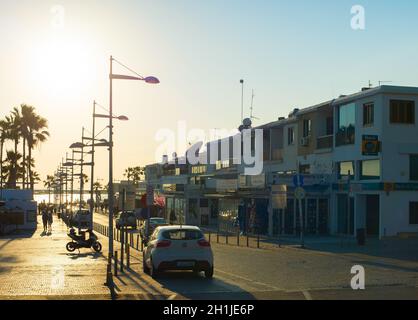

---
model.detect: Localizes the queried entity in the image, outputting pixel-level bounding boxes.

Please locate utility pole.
[240,79,244,124]
[90,101,96,228]
[79,127,85,211]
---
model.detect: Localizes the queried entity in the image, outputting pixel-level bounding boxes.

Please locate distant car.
[143,225,214,279]
[116,210,137,230]
[139,217,168,241]
[71,209,92,229]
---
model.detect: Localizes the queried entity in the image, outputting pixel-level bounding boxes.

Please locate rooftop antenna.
[368,80,373,88]
[249,89,259,121]
[240,79,244,124]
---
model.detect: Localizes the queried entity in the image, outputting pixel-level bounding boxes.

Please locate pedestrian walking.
[47,210,53,233]
[41,210,48,233]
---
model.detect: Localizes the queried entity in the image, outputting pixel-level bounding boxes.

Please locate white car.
[143,225,214,279]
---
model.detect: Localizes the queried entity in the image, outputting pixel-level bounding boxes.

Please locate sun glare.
[30,36,98,97]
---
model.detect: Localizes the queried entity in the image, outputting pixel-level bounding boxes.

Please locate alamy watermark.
[351,265,366,290]
[351,5,365,30]
[155,121,264,176]
[50,5,66,29]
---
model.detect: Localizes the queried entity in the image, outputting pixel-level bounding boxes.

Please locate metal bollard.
[226,232,229,245]
[257,234,260,249]
[237,231,240,246]
[217,231,219,244]
[208,232,211,244]
[127,245,130,269]
[247,234,249,247]
[114,251,118,277]
[136,235,139,250]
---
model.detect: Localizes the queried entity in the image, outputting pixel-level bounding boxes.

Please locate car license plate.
[177,261,195,268]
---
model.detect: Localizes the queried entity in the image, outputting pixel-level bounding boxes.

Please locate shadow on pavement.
[125,268,256,300]
[66,252,104,260]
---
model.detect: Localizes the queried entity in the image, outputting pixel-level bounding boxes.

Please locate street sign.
[294,187,306,200]
[362,135,380,156]
[146,185,154,206]
[293,174,304,187]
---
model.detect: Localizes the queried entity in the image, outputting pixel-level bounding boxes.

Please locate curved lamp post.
[105,56,159,289]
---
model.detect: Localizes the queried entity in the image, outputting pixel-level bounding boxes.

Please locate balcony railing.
[316,135,333,150]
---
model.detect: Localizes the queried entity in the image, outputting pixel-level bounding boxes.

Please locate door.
[366,195,380,236]
[318,199,329,234]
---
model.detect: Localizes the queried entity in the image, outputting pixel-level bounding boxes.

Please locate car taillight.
[156,240,171,248]
[198,239,211,247]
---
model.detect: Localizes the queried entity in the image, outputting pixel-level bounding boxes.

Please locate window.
[302,119,312,137]
[390,100,415,124]
[336,103,356,146]
[360,159,380,180]
[338,161,355,179]
[410,155,418,181]
[288,127,295,145]
[326,117,333,135]
[191,165,206,175]
[409,202,418,225]
[363,102,374,126]
[299,164,310,174]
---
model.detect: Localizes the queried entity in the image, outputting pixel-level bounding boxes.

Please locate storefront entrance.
[366,195,380,236]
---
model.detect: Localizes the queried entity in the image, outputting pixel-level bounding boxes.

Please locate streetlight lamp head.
[70,142,84,149]
[117,115,129,121]
[144,76,160,84]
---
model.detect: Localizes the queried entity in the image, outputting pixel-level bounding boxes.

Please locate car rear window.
[151,219,166,224]
[162,229,203,240]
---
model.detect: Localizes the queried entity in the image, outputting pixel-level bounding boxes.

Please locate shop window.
[360,159,380,180]
[409,202,418,225]
[410,155,418,181]
[338,161,355,179]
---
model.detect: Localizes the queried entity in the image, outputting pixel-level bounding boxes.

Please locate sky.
[1,0,418,186]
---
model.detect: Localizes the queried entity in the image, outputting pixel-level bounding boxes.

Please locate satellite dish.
[243,118,252,128]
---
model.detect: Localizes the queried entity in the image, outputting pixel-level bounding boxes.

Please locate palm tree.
[26,112,49,192]
[93,181,103,209]
[131,166,144,184]
[0,119,11,189]
[19,104,36,189]
[1,151,24,189]
[43,175,55,204]
[5,111,22,188]
[124,167,134,181]
[124,166,144,185]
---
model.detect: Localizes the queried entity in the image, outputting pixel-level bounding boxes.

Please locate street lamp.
[105,55,159,289]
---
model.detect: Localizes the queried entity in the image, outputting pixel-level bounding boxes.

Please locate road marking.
[215,268,282,291]
[303,290,313,300]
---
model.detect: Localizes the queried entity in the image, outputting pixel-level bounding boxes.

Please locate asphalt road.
[0,214,417,300]
[92,212,418,300]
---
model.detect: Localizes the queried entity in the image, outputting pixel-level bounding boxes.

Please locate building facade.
[145,85,418,239]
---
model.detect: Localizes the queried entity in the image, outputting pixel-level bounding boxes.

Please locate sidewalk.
[0,215,177,299]
[200,228,418,263]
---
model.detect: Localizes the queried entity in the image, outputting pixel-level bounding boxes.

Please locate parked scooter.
[66,228,102,252]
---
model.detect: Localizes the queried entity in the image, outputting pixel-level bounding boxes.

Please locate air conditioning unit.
[300,137,310,146]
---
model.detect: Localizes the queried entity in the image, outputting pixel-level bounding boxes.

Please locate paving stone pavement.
[0,216,178,299]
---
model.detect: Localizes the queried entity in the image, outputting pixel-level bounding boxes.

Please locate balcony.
[316,135,333,150]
